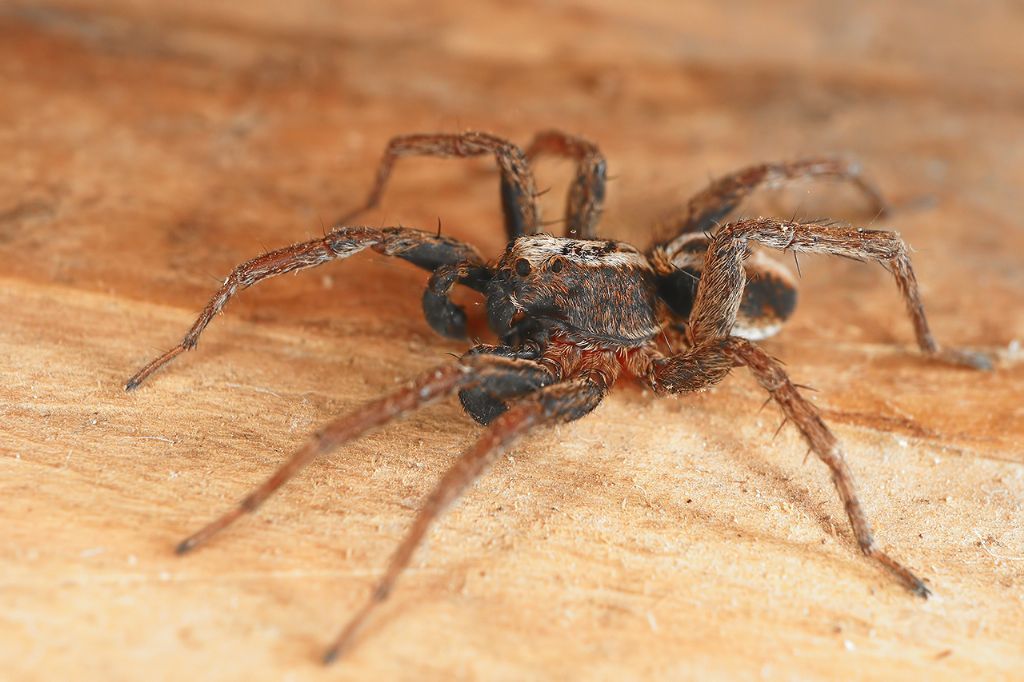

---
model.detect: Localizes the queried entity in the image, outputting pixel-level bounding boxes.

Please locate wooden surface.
[2,1,1023,680]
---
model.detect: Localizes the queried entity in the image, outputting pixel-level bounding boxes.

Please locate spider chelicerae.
[126,130,990,663]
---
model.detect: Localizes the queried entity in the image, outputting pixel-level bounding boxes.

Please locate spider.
[126,130,991,663]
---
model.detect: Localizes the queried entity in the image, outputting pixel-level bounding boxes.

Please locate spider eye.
[514,258,532,276]
[548,257,565,273]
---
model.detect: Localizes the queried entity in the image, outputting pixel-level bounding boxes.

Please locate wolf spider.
[126,130,990,663]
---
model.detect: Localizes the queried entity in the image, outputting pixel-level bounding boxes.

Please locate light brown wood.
[2,1,1023,679]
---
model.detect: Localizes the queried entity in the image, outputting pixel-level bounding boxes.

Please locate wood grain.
[2,1,1022,680]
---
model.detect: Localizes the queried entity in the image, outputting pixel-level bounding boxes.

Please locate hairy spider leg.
[334,132,541,241]
[646,216,996,596]
[688,217,991,369]
[125,226,488,390]
[524,130,608,239]
[657,158,890,243]
[724,337,931,596]
[651,232,798,341]
[323,372,610,664]
[641,333,931,595]
[174,350,556,554]
[175,363,466,553]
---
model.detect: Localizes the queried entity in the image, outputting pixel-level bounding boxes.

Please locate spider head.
[486,235,661,346]
[485,237,570,342]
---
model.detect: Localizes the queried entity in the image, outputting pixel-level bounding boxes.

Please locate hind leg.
[657,158,888,248]
[324,372,610,662]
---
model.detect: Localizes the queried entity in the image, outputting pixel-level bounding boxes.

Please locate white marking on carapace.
[511,235,651,270]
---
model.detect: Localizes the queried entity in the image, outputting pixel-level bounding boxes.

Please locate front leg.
[125,226,488,390]
[171,347,567,557]
[640,338,929,597]
[723,337,930,596]
[324,372,611,662]
[687,217,991,369]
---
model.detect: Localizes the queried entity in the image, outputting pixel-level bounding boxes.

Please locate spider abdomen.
[657,233,797,340]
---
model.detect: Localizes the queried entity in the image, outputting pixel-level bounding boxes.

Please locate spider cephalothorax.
[125,130,990,663]
[489,235,661,347]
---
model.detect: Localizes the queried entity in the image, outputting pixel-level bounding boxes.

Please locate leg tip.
[124,378,140,392]
[965,353,994,372]
[936,348,993,371]
[322,646,342,666]
[913,581,932,600]
[175,538,196,555]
